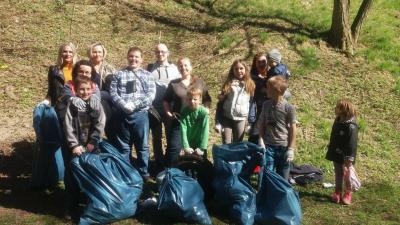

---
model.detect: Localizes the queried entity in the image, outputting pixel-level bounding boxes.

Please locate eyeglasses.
[155,50,168,54]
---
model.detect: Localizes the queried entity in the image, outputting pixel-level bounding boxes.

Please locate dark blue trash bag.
[212,142,264,225]
[158,168,212,225]
[31,103,64,189]
[255,169,302,225]
[71,141,143,225]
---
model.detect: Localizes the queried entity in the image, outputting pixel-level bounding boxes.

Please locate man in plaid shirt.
[110,46,156,181]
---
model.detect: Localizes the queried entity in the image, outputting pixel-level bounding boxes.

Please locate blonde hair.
[267,75,288,95]
[221,59,255,96]
[56,42,77,67]
[335,98,357,121]
[187,86,202,98]
[88,42,107,61]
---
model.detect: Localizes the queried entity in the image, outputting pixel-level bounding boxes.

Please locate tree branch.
[351,0,373,44]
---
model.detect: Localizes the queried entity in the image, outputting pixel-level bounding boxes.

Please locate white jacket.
[223,80,251,120]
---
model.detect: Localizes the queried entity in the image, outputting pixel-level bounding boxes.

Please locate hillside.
[0,0,399,224]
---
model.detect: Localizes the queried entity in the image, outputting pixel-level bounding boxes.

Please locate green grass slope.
[0,0,399,224]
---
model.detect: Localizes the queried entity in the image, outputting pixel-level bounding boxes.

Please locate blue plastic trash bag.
[212,142,264,225]
[255,169,302,225]
[71,141,143,225]
[158,168,212,225]
[30,103,64,189]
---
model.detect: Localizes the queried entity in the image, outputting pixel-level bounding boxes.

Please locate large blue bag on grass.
[158,168,212,225]
[31,104,64,189]
[255,169,302,225]
[71,141,143,225]
[212,142,264,225]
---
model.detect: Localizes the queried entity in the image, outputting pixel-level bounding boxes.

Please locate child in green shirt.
[180,87,209,158]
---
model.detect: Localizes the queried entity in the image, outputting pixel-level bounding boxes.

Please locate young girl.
[218,59,255,144]
[326,99,358,205]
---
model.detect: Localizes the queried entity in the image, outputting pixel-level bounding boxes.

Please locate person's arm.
[257,104,266,148]
[288,123,297,149]
[109,71,126,109]
[63,102,80,151]
[163,82,174,117]
[345,123,358,166]
[199,109,209,151]
[180,111,190,150]
[201,80,212,108]
[88,103,106,150]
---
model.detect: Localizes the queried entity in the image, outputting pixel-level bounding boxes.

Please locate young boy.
[63,75,105,220]
[256,75,296,180]
[64,75,105,155]
[180,87,209,158]
[267,48,292,100]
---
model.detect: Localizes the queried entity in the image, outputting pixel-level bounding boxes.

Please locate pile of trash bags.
[71,141,143,225]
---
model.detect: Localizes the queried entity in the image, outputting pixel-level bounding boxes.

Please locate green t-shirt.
[180,105,209,151]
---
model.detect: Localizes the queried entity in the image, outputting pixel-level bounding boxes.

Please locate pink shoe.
[342,192,352,205]
[330,192,340,204]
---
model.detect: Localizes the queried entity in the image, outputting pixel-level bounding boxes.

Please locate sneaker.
[341,192,352,205]
[330,192,340,204]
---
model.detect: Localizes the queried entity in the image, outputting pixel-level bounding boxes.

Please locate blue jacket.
[267,63,290,80]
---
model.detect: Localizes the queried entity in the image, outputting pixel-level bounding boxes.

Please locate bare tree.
[328,0,373,54]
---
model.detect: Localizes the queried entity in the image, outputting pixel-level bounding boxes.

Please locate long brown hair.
[221,59,255,96]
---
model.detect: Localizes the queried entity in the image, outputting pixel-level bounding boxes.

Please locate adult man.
[147,43,180,166]
[110,47,156,181]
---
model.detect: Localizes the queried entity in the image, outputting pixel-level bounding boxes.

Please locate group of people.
[41,41,359,219]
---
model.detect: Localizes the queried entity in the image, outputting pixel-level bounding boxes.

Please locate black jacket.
[326,117,358,164]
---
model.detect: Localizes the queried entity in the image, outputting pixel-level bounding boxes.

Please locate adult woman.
[163,58,212,166]
[88,43,116,138]
[87,42,115,90]
[45,42,77,115]
[248,53,269,143]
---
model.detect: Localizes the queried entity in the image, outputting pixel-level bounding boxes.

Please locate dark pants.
[61,142,80,215]
[101,91,114,139]
[149,112,170,166]
[165,118,182,167]
[113,110,150,177]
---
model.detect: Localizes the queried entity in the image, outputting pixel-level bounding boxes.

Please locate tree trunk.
[328,0,354,54]
[351,0,373,44]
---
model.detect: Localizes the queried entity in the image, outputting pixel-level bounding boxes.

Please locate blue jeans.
[165,118,182,167]
[114,110,150,177]
[265,145,290,180]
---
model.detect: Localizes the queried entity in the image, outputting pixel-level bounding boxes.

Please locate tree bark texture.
[329,0,354,53]
[351,0,373,44]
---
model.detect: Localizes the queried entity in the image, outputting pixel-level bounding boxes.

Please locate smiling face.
[233,62,246,80]
[77,65,92,78]
[76,82,92,101]
[62,45,74,64]
[155,44,169,63]
[90,45,104,64]
[127,50,143,69]
[178,58,192,78]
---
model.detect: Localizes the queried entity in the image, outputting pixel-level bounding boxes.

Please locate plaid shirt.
[110,67,156,112]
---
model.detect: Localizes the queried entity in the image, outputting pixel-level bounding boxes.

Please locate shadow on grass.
[0,140,67,219]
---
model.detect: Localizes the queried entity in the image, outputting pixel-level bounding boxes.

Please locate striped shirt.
[110,67,156,112]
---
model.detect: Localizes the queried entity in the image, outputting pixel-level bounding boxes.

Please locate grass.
[0,0,399,224]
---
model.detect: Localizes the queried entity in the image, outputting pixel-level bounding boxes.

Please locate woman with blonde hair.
[44,42,77,109]
[87,42,115,90]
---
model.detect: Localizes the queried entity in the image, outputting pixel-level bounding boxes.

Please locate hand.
[70,97,86,111]
[86,143,94,152]
[258,138,265,149]
[42,99,50,106]
[214,124,222,133]
[184,148,194,154]
[123,102,135,114]
[286,148,295,162]
[194,148,204,156]
[88,96,100,110]
[166,111,173,118]
[72,146,84,156]
[344,160,352,168]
